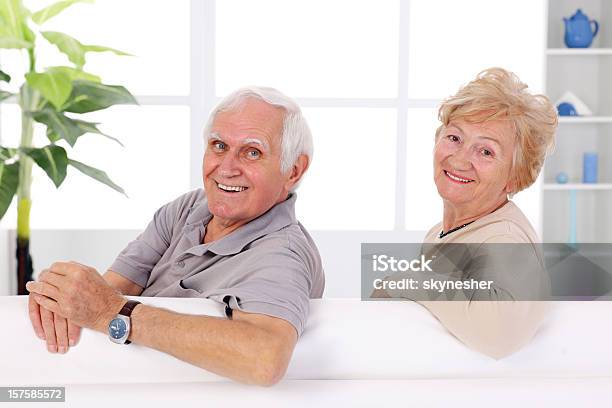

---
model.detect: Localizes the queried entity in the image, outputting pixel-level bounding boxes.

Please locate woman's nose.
[448,147,473,170]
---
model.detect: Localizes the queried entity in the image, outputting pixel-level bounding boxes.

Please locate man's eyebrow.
[206,132,270,152]
[242,138,269,152]
[207,131,222,141]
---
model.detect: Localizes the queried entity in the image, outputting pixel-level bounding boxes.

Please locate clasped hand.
[26,261,126,353]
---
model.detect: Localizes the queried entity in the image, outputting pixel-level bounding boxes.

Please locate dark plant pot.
[16,237,33,295]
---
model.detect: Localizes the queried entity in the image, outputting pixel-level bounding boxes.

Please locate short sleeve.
[213,242,313,337]
[109,198,180,288]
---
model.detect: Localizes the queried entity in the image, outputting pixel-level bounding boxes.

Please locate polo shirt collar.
[185,190,297,256]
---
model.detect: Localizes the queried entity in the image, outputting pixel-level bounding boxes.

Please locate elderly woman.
[377,67,558,359]
[430,67,557,244]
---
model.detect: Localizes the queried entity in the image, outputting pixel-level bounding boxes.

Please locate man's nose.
[217,153,241,177]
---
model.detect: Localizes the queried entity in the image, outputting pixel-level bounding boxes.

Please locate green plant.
[0,0,137,294]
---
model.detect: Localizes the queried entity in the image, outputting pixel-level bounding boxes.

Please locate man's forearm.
[103,270,144,296]
[119,304,295,385]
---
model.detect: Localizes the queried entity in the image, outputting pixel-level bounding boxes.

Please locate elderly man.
[26,87,325,386]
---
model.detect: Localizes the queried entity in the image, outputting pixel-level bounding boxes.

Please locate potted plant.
[0,0,136,295]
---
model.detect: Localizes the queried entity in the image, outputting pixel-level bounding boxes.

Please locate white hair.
[203,86,313,189]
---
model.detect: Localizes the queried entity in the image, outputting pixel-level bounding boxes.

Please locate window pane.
[0,49,28,94]
[407,0,546,99]
[0,106,191,229]
[296,108,396,230]
[18,0,190,95]
[404,108,442,231]
[216,0,399,98]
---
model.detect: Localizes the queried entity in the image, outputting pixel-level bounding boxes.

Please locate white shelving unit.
[543,183,612,190]
[558,116,612,124]
[547,48,612,55]
[544,0,612,243]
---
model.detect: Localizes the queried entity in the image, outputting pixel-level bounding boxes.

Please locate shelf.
[558,116,612,124]
[547,48,612,56]
[543,183,612,190]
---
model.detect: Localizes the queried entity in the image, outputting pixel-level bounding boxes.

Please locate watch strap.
[119,300,141,317]
[119,300,141,344]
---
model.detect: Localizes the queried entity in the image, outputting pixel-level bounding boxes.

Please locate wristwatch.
[108,300,141,344]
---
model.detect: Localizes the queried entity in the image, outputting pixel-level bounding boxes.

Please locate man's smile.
[216,181,248,193]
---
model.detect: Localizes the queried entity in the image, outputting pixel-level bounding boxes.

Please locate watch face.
[108,318,127,340]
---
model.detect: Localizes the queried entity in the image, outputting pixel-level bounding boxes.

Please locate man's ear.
[285,154,309,191]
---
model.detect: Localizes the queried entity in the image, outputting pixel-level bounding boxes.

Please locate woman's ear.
[285,154,309,191]
[504,177,516,195]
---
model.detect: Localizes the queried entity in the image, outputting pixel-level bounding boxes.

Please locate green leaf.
[25,71,73,110]
[68,158,126,195]
[42,31,85,68]
[22,145,68,187]
[28,108,84,146]
[47,66,100,83]
[83,44,132,57]
[71,119,124,147]
[0,161,19,219]
[0,89,12,102]
[0,35,32,49]
[41,31,132,69]
[39,115,124,147]
[0,0,33,48]
[63,80,137,113]
[31,0,93,25]
[21,18,34,44]
[0,68,10,82]
[0,146,18,160]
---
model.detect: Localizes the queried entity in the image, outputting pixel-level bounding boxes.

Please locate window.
[216,0,399,98]
[0,0,191,229]
[0,0,546,231]
[296,108,397,230]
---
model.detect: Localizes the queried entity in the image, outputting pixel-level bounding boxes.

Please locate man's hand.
[28,288,81,354]
[26,261,127,333]
[27,268,143,354]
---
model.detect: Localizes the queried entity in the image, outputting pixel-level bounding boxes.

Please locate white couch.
[1,296,611,407]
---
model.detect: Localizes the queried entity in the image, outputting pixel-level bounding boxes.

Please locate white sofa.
[1,296,611,407]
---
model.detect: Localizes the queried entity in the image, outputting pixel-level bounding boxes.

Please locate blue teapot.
[564,9,599,48]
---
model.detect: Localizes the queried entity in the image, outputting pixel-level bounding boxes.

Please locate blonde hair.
[435,68,558,194]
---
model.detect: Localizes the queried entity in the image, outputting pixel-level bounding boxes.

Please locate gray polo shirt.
[109,189,325,335]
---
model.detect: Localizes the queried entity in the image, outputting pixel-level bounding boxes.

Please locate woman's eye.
[447,135,460,142]
[481,148,493,157]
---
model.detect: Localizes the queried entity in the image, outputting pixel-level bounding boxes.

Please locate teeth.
[218,183,247,192]
[445,171,472,183]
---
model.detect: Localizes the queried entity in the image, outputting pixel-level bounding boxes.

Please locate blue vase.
[556,172,569,184]
[557,102,578,116]
[583,153,598,183]
[564,9,599,48]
